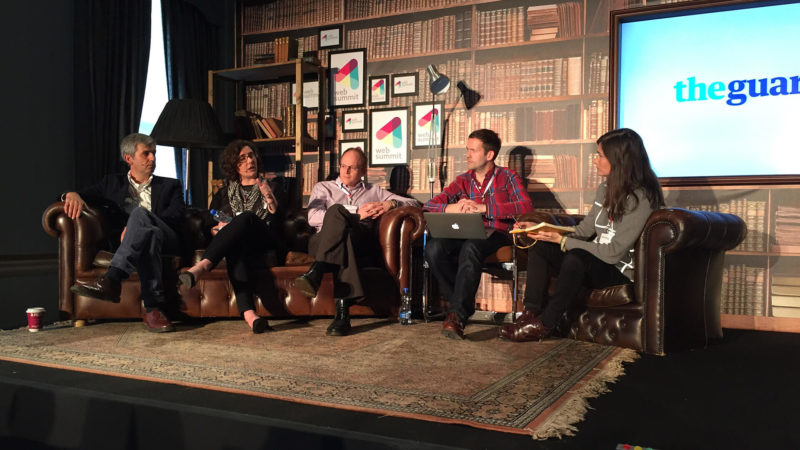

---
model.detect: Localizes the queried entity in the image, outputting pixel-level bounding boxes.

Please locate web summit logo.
[417,107,439,129]
[371,78,385,95]
[377,117,403,148]
[335,59,359,89]
[674,76,800,106]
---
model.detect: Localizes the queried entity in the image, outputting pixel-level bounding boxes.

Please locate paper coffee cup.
[343,204,358,214]
[26,307,45,332]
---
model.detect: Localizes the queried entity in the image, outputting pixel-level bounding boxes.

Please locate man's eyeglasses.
[340,164,363,172]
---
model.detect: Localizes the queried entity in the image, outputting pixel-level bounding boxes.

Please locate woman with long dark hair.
[501,128,665,341]
[179,140,281,333]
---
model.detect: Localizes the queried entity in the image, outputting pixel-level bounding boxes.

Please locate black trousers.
[307,204,380,301]
[202,211,276,315]
[523,242,632,329]
[425,231,512,320]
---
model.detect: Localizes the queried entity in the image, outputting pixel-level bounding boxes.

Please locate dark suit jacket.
[77,174,185,232]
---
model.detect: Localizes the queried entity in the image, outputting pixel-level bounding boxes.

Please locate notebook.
[424,212,493,240]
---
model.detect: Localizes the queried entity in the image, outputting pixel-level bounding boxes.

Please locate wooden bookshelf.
[231,0,800,331]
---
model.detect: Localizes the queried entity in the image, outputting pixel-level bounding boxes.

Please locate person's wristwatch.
[389,199,398,209]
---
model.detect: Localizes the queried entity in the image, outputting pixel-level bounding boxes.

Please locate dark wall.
[0,1,74,328]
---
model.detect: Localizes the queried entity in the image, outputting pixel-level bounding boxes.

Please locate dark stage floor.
[1,328,799,449]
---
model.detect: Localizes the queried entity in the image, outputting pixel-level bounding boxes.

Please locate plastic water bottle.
[399,288,412,325]
[209,209,232,224]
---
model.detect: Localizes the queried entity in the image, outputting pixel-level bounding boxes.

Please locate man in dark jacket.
[66,133,185,332]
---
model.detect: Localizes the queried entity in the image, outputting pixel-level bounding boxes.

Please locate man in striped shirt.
[424,129,533,340]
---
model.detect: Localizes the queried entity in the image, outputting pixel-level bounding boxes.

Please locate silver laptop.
[424,212,493,239]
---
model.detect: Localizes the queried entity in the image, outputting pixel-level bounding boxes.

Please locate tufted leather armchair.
[42,202,425,323]
[517,208,746,355]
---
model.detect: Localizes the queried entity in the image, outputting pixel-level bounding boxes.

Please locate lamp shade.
[457,81,481,110]
[150,98,225,148]
[427,64,450,95]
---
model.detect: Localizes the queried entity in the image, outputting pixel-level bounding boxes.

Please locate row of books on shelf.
[721,264,764,316]
[773,205,800,253]
[408,156,456,193]
[243,36,331,67]
[771,273,800,318]
[525,2,582,41]
[241,0,343,34]
[468,105,582,143]
[583,149,602,189]
[346,12,470,59]
[474,271,527,313]
[586,52,609,94]
[476,3,582,47]
[684,200,766,252]
[344,0,471,20]
[583,99,609,140]
[233,110,286,140]
[473,57,583,101]
[496,153,580,189]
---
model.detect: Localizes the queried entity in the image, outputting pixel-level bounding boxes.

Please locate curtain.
[73,0,151,187]
[161,0,225,207]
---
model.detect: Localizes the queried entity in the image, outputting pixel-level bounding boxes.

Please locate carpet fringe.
[528,348,640,440]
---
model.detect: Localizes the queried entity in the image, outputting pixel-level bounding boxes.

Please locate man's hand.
[444,198,486,214]
[63,192,86,220]
[357,201,389,220]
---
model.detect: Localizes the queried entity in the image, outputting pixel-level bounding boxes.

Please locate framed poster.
[339,139,367,156]
[342,109,366,132]
[319,25,343,49]
[369,108,409,166]
[328,49,366,107]
[412,102,444,148]
[369,75,389,105]
[291,80,319,109]
[391,72,418,97]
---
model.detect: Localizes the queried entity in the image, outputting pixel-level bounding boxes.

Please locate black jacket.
[77,174,185,232]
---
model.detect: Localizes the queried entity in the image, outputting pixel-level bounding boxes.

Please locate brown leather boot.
[499,311,551,342]
[441,312,465,340]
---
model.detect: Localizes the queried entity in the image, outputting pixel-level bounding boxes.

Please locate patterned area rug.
[0,318,637,439]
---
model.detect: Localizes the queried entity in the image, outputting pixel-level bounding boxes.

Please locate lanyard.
[338,183,354,205]
[473,171,495,199]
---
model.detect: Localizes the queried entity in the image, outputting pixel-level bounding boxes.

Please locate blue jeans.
[425,232,512,320]
[109,207,179,307]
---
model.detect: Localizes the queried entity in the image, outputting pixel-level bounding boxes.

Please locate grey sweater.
[564,183,656,281]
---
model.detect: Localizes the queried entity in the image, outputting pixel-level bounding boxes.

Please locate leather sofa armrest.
[640,208,746,254]
[378,205,425,292]
[42,201,109,272]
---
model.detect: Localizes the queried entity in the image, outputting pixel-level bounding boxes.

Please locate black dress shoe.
[178,271,196,288]
[70,276,122,303]
[293,262,330,298]
[441,312,465,340]
[251,316,274,334]
[143,308,175,333]
[326,298,351,336]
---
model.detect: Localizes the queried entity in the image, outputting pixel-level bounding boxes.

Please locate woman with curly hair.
[501,128,665,342]
[179,140,282,333]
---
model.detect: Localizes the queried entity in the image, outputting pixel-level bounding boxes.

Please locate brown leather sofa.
[42,203,425,324]
[515,208,746,355]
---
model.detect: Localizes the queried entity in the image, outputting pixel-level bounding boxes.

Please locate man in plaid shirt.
[424,129,533,340]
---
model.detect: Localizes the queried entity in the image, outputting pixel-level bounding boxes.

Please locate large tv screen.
[611,0,800,183]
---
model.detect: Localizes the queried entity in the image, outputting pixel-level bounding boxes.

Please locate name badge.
[598,230,615,244]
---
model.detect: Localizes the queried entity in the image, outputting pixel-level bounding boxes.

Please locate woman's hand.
[211,221,227,236]
[527,231,562,243]
[257,178,277,213]
[514,220,535,230]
